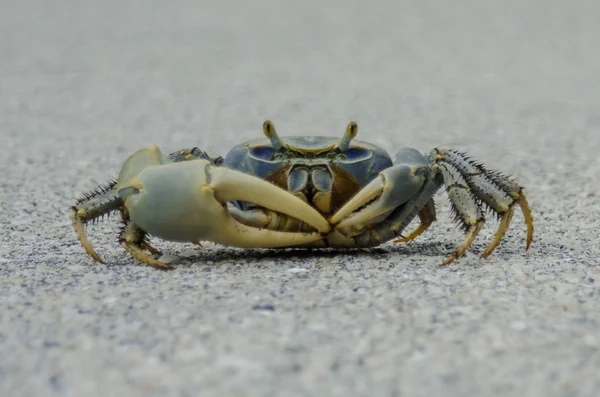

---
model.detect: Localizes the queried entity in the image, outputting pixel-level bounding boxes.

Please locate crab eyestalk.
[263,120,282,151]
[336,121,358,152]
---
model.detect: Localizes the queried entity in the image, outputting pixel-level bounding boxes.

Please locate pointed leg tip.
[441,222,483,266]
[154,263,174,271]
[144,259,174,270]
[393,234,410,243]
[90,252,105,264]
[441,254,457,265]
[80,239,104,263]
[120,242,174,270]
[480,243,499,260]
[526,226,534,250]
[518,194,534,245]
[141,242,162,256]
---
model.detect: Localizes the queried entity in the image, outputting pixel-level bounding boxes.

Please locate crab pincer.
[328,147,533,265]
[114,145,330,269]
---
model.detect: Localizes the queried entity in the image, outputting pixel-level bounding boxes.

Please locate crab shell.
[222,133,393,216]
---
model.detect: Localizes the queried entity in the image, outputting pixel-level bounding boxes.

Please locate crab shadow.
[164,239,489,268]
[171,245,389,265]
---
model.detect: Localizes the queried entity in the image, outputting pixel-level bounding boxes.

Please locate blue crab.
[72,121,534,269]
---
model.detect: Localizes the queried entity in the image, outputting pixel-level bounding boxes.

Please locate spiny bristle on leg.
[435,161,486,263]
[479,189,533,258]
[71,180,123,263]
[75,179,117,204]
[434,149,534,260]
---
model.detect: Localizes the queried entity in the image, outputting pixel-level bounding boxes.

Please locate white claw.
[209,166,330,233]
[115,145,330,249]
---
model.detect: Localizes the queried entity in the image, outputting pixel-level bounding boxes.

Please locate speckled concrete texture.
[1,1,599,396]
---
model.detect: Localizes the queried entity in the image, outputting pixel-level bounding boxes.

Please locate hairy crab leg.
[119,208,162,255]
[480,205,515,258]
[71,180,122,263]
[119,221,171,270]
[432,149,534,258]
[329,146,533,264]
[435,161,487,264]
[393,199,437,243]
[442,222,484,265]
[349,162,485,265]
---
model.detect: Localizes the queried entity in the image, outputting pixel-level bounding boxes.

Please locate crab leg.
[71,180,122,263]
[366,150,530,264]
[119,221,171,270]
[394,199,437,243]
[336,160,487,265]
[116,146,330,253]
[435,161,486,264]
[329,146,533,264]
[432,149,534,257]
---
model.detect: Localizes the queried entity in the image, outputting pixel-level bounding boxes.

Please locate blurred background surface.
[1,1,599,396]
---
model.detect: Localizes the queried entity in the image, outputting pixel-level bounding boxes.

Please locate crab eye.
[337,148,372,163]
[249,146,275,160]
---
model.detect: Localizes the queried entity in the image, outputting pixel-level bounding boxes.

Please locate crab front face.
[222,121,393,215]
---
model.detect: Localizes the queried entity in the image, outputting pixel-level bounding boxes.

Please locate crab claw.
[329,148,430,235]
[115,145,330,253]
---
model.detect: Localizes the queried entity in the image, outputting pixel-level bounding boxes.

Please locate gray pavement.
[1,1,599,396]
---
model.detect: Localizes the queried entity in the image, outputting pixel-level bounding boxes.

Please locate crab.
[72,121,533,270]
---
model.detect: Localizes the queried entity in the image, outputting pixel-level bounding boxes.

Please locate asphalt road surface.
[2,1,599,396]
